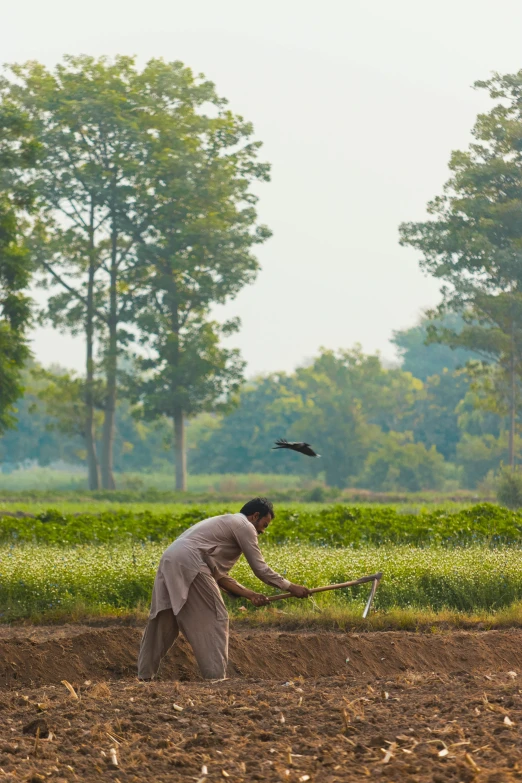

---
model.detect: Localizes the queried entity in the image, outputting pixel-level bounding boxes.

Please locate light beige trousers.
[138,572,229,680]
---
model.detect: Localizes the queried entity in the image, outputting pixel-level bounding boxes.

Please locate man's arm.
[232,520,310,597]
[216,575,270,607]
[202,549,271,606]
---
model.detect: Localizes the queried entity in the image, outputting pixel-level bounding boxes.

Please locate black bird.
[272,439,320,457]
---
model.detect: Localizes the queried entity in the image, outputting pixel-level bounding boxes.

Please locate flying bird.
[272,439,320,457]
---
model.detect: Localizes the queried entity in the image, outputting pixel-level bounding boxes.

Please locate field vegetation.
[0,502,518,546]
[0,501,521,624]
[2,540,522,623]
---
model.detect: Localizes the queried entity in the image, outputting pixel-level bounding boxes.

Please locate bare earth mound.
[1,626,522,687]
[0,627,521,781]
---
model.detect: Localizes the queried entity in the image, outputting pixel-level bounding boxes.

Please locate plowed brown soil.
[1,627,522,781]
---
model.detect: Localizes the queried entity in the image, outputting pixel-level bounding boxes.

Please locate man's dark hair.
[240,497,275,519]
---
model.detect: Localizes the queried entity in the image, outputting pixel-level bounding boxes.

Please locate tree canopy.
[400,71,522,471]
[0,101,37,433]
[0,55,270,490]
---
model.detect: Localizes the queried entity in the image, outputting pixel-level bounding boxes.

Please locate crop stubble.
[0,665,521,782]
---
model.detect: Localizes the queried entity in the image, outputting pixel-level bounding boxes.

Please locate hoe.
[267,571,383,618]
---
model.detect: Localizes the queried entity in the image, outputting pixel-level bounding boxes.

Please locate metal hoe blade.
[362,576,381,619]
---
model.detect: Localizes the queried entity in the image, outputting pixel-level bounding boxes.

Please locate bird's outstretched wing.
[300,443,320,457]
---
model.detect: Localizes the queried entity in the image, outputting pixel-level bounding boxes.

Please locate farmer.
[137,497,309,681]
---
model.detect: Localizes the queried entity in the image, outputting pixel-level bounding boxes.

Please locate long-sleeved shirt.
[148,513,291,617]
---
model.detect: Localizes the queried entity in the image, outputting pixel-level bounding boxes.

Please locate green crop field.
[1,541,522,622]
[1,502,521,624]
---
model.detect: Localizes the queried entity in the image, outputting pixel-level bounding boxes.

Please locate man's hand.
[248,591,270,607]
[287,583,310,599]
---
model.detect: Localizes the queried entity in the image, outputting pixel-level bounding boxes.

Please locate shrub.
[357,432,445,492]
[496,467,522,510]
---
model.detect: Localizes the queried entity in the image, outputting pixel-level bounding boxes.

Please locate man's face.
[252,513,273,535]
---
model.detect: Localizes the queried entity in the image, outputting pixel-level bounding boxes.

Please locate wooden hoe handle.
[266,571,383,603]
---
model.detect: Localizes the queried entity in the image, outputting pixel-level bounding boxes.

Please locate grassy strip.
[0,470,493,504]
[231,602,522,632]
[11,602,522,633]
[2,541,522,621]
[0,471,306,495]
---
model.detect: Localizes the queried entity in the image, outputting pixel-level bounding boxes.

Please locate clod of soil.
[22,717,49,737]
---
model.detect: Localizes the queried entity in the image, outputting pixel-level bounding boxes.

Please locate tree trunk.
[174,405,187,491]
[509,320,516,469]
[101,209,118,490]
[168,277,187,491]
[86,201,101,490]
[101,317,117,489]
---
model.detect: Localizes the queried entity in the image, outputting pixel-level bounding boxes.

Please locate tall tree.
[4,56,270,491]
[128,72,271,490]
[0,101,37,432]
[5,56,158,489]
[400,70,522,472]
[130,316,245,490]
[426,293,522,467]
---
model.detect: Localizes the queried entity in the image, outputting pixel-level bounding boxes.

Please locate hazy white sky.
[3,0,522,375]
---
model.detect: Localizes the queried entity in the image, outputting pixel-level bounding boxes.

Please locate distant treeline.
[2,313,514,490]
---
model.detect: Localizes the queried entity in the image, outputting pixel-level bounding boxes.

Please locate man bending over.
[138,497,309,681]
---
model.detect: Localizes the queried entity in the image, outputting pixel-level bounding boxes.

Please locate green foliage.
[291,350,385,487]
[34,367,104,441]
[1,343,514,491]
[0,363,84,466]
[1,502,520,547]
[181,345,516,489]
[409,370,470,461]
[356,432,446,492]
[0,200,31,433]
[0,363,171,472]
[496,468,522,510]
[2,55,271,489]
[0,102,36,433]
[425,295,522,452]
[399,73,522,469]
[391,313,481,381]
[399,71,522,308]
[456,432,509,489]
[192,348,428,488]
[131,318,245,422]
[189,374,308,475]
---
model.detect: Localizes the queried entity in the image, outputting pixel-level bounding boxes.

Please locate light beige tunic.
[149,513,291,618]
